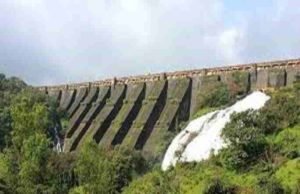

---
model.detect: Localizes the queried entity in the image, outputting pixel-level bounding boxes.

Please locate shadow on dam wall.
[38,58,300,158]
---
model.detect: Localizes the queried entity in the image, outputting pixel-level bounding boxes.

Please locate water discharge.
[53,124,63,152]
[162,91,270,171]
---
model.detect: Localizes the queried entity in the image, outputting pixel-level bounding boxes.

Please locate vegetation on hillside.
[0,74,26,150]
[0,73,299,193]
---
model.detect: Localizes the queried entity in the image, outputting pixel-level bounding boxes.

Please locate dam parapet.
[38,58,300,92]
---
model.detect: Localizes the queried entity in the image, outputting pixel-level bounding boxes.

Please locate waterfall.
[162,91,270,171]
[53,124,63,152]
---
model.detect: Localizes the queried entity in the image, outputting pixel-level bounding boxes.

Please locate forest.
[0,73,299,194]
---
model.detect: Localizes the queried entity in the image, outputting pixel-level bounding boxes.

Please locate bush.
[220,147,250,171]
[221,111,267,170]
[197,82,231,109]
[194,73,249,119]
[46,152,77,193]
[227,72,250,97]
[256,176,284,194]
[204,178,236,194]
[274,126,300,158]
[275,159,300,193]
[72,142,147,194]
[259,89,300,133]
[123,170,175,194]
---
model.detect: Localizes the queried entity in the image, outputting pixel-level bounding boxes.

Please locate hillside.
[0,72,299,194]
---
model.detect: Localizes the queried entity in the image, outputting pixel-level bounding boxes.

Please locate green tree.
[71,142,115,194]
[0,90,68,193]
[0,74,26,150]
[0,108,12,150]
[17,133,51,193]
[10,91,51,150]
[71,142,146,194]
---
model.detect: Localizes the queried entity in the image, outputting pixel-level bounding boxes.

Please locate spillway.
[162,91,270,171]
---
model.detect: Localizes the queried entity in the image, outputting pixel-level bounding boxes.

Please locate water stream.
[53,124,63,152]
[162,91,270,171]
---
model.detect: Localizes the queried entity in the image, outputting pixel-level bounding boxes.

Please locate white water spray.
[53,124,63,152]
[162,91,270,171]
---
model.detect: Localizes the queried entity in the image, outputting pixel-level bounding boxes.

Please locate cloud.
[229,0,300,63]
[0,0,299,85]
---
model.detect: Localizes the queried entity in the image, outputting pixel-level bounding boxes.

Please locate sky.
[0,0,299,86]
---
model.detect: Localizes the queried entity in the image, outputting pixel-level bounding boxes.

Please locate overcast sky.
[0,0,299,85]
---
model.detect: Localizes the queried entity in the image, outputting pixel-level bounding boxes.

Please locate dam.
[37,58,300,157]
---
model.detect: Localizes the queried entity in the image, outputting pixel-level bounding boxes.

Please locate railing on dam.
[36,58,300,92]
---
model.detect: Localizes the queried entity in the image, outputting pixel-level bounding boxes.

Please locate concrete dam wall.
[37,58,300,157]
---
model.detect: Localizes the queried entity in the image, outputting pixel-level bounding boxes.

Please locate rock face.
[37,58,300,157]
